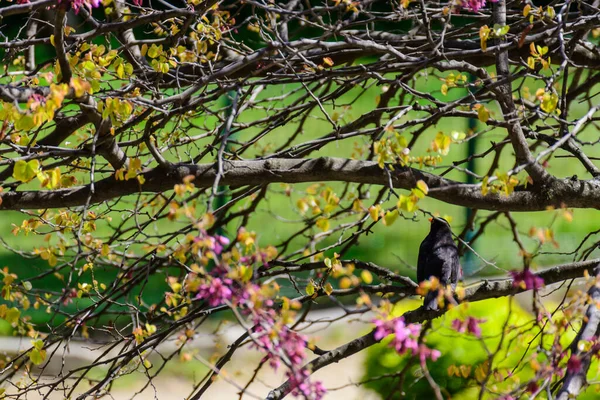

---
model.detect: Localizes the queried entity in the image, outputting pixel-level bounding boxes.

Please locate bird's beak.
[428,217,433,222]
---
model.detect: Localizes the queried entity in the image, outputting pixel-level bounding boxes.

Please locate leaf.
[23,281,32,291]
[41,167,61,188]
[241,265,253,282]
[315,217,330,232]
[540,92,558,114]
[479,25,490,52]
[450,131,466,141]
[382,209,399,226]
[70,77,92,97]
[324,282,333,295]
[361,270,373,284]
[306,281,315,296]
[15,115,36,131]
[477,106,490,123]
[481,176,489,196]
[398,195,419,213]
[147,44,162,59]
[440,84,448,96]
[416,180,429,195]
[523,4,531,16]
[13,159,41,183]
[432,132,451,155]
[5,307,20,326]
[368,205,380,222]
[29,348,46,365]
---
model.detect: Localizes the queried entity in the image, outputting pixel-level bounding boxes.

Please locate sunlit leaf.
[13,160,41,183]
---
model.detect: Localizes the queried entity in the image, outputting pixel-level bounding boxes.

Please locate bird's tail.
[424,290,439,310]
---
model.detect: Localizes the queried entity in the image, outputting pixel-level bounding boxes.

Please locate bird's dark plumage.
[417,217,462,310]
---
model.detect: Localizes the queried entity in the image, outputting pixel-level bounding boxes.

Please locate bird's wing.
[434,245,458,285]
[417,240,429,283]
[450,251,461,288]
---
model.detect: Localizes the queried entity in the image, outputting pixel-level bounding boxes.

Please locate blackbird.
[417,217,462,310]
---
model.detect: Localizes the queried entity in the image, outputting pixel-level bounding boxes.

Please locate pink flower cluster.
[510,269,544,290]
[288,368,327,400]
[196,277,233,307]
[373,317,440,364]
[451,316,486,338]
[250,310,325,399]
[462,0,498,13]
[193,228,325,399]
[58,0,101,13]
[194,231,230,256]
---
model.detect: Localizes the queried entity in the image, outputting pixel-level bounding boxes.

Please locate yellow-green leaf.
[315,217,330,232]
[324,282,333,295]
[433,132,451,155]
[368,205,380,222]
[15,115,36,131]
[5,307,20,325]
[13,159,41,183]
[416,180,429,195]
[29,348,46,365]
[361,270,373,284]
[382,209,399,226]
[541,92,558,114]
[477,106,489,123]
[306,281,315,296]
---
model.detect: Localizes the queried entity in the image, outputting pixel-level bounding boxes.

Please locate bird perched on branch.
[417,217,462,310]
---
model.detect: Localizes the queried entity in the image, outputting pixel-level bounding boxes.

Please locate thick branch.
[1,157,599,211]
[493,0,549,183]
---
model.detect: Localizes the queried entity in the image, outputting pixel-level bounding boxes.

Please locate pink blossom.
[462,0,497,12]
[452,316,486,338]
[418,344,441,365]
[196,277,233,307]
[510,269,544,290]
[132,0,142,5]
[59,0,101,13]
[288,368,326,400]
[372,316,440,363]
[567,355,582,374]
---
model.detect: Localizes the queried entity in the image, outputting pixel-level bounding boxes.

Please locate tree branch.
[556,265,600,399]
[1,157,599,211]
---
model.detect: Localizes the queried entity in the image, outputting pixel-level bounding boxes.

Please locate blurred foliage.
[362,298,580,399]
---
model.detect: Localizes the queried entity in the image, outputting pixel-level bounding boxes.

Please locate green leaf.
[23,281,32,291]
[450,131,466,141]
[15,115,36,131]
[5,307,20,326]
[29,348,46,365]
[13,159,41,183]
[147,44,162,59]
[382,209,399,226]
[398,195,419,213]
[306,281,315,296]
[32,339,44,350]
